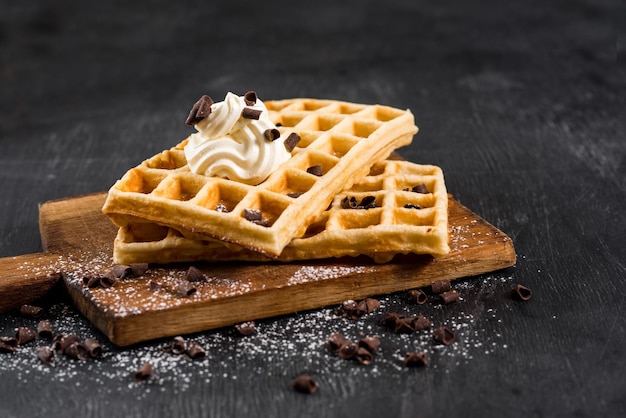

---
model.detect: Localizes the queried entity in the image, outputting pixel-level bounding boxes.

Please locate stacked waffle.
[102,94,450,264]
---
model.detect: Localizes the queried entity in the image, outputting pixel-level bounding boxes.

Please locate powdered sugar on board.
[0,272,519,397]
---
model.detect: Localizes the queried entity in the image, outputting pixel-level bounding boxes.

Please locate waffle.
[102,98,418,256]
[113,160,449,264]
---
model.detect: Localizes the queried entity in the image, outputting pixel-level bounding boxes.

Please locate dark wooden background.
[1,0,624,417]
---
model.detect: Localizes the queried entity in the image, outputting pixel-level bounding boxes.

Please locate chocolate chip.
[148,280,161,291]
[337,340,358,359]
[83,274,101,288]
[404,351,427,367]
[433,326,455,345]
[169,336,186,355]
[404,203,421,209]
[55,334,80,353]
[241,107,262,120]
[342,297,380,319]
[186,341,206,360]
[133,362,153,382]
[512,284,532,301]
[99,271,118,288]
[287,191,304,198]
[235,321,256,336]
[177,281,197,297]
[37,320,53,339]
[341,196,359,209]
[129,263,149,277]
[439,290,460,304]
[306,164,323,176]
[355,346,375,365]
[283,132,301,152]
[358,336,380,354]
[408,289,428,305]
[327,333,345,352]
[0,336,18,353]
[215,202,229,213]
[431,280,451,294]
[36,346,54,365]
[243,91,257,106]
[359,195,376,209]
[394,317,416,334]
[243,208,262,222]
[185,95,213,126]
[15,327,36,345]
[20,304,44,318]
[185,266,206,283]
[84,338,102,358]
[412,315,432,331]
[412,183,429,194]
[112,264,132,278]
[64,341,88,360]
[263,128,281,142]
[292,374,317,394]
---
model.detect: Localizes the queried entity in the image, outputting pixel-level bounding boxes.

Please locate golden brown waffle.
[113,160,449,264]
[102,98,418,256]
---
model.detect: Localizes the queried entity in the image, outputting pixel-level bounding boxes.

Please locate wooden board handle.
[0,253,63,313]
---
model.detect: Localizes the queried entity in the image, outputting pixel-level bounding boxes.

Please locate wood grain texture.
[38,192,514,346]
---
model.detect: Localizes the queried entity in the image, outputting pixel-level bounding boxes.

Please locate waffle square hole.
[292,151,339,177]
[396,178,436,195]
[337,103,366,114]
[118,169,167,194]
[240,192,290,227]
[194,182,248,213]
[349,178,384,193]
[302,114,344,132]
[370,105,405,122]
[145,150,187,170]
[395,193,435,210]
[395,207,435,226]
[264,169,316,198]
[343,119,383,138]
[317,135,359,158]
[273,113,307,128]
[334,208,382,230]
[153,175,206,201]
[301,214,330,238]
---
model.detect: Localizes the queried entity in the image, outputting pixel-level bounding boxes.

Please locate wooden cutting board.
[0,192,515,346]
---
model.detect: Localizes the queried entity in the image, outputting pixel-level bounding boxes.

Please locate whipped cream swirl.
[184,92,292,185]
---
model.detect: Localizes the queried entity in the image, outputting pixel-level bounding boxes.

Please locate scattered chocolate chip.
[185,266,206,283]
[358,336,380,354]
[341,196,359,209]
[292,374,317,394]
[306,164,323,176]
[355,346,374,365]
[99,271,118,288]
[241,107,262,120]
[36,346,54,365]
[412,184,429,194]
[235,321,256,336]
[83,274,100,288]
[342,297,380,319]
[112,264,132,278]
[433,326,455,346]
[412,315,432,331]
[84,338,102,358]
[327,333,345,352]
[263,128,281,142]
[37,320,53,339]
[359,195,377,209]
[15,327,36,345]
[133,362,153,382]
[20,304,44,318]
[287,191,304,198]
[54,334,80,353]
[439,290,460,304]
[64,341,88,360]
[186,341,206,360]
[431,280,451,294]
[170,336,186,355]
[512,284,532,301]
[148,280,161,291]
[408,289,428,305]
[337,340,358,360]
[177,281,197,297]
[404,351,427,367]
[0,336,18,353]
[243,208,263,222]
[284,132,301,152]
[215,202,229,213]
[404,203,421,209]
[129,263,149,277]
[394,317,416,334]
[185,95,213,126]
[243,91,258,106]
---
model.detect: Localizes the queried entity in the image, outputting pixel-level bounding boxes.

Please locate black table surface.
[1,0,624,417]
